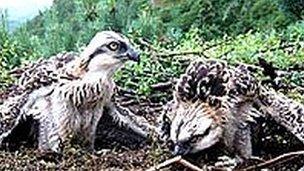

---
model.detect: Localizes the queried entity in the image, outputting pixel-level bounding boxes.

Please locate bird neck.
[67,57,123,81]
[86,63,123,79]
[81,64,123,83]
[81,70,110,83]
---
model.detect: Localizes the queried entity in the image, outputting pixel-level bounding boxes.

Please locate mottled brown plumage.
[157,59,304,165]
[0,31,151,153]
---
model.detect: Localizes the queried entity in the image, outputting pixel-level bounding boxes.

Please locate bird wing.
[0,52,77,145]
[257,86,304,143]
[1,52,77,102]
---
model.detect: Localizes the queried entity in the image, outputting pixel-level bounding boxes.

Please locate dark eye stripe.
[118,41,128,52]
[201,126,211,137]
[87,41,128,63]
[89,46,106,59]
[189,126,212,143]
[80,47,106,69]
[176,120,184,140]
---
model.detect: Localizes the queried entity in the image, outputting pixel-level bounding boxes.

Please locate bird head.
[74,31,140,77]
[168,104,223,156]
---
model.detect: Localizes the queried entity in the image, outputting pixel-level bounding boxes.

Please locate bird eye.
[108,42,119,51]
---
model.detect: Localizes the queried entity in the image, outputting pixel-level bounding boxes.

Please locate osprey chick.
[157,59,304,163]
[0,31,150,153]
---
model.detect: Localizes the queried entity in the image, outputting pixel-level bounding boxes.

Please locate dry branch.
[150,80,176,91]
[146,156,182,171]
[178,158,206,171]
[138,38,160,52]
[120,99,138,106]
[146,156,205,171]
[240,150,304,171]
[156,51,209,58]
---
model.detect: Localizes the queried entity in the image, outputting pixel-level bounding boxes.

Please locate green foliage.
[282,0,304,20]
[207,25,304,68]
[0,0,303,94]
[0,14,41,88]
[115,52,185,96]
[157,0,297,40]
[114,22,304,96]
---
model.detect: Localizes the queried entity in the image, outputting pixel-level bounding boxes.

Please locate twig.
[139,36,234,58]
[146,106,163,113]
[150,80,177,91]
[240,150,304,171]
[155,36,235,59]
[117,93,136,99]
[217,48,234,59]
[139,102,162,107]
[146,156,205,171]
[138,38,160,52]
[117,88,137,95]
[251,41,301,58]
[146,156,182,171]
[294,86,304,92]
[157,51,209,58]
[179,158,206,171]
[120,99,138,106]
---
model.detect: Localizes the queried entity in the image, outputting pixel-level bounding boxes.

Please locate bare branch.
[138,38,159,52]
[146,156,206,171]
[146,156,182,171]
[179,158,206,171]
[156,51,209,58]
[240,150,304,171]
[150,79,177,91]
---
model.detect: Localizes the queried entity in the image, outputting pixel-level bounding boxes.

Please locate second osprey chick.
[157,59,304,163]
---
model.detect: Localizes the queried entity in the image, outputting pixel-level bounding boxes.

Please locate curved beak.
[127,48,140,63]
